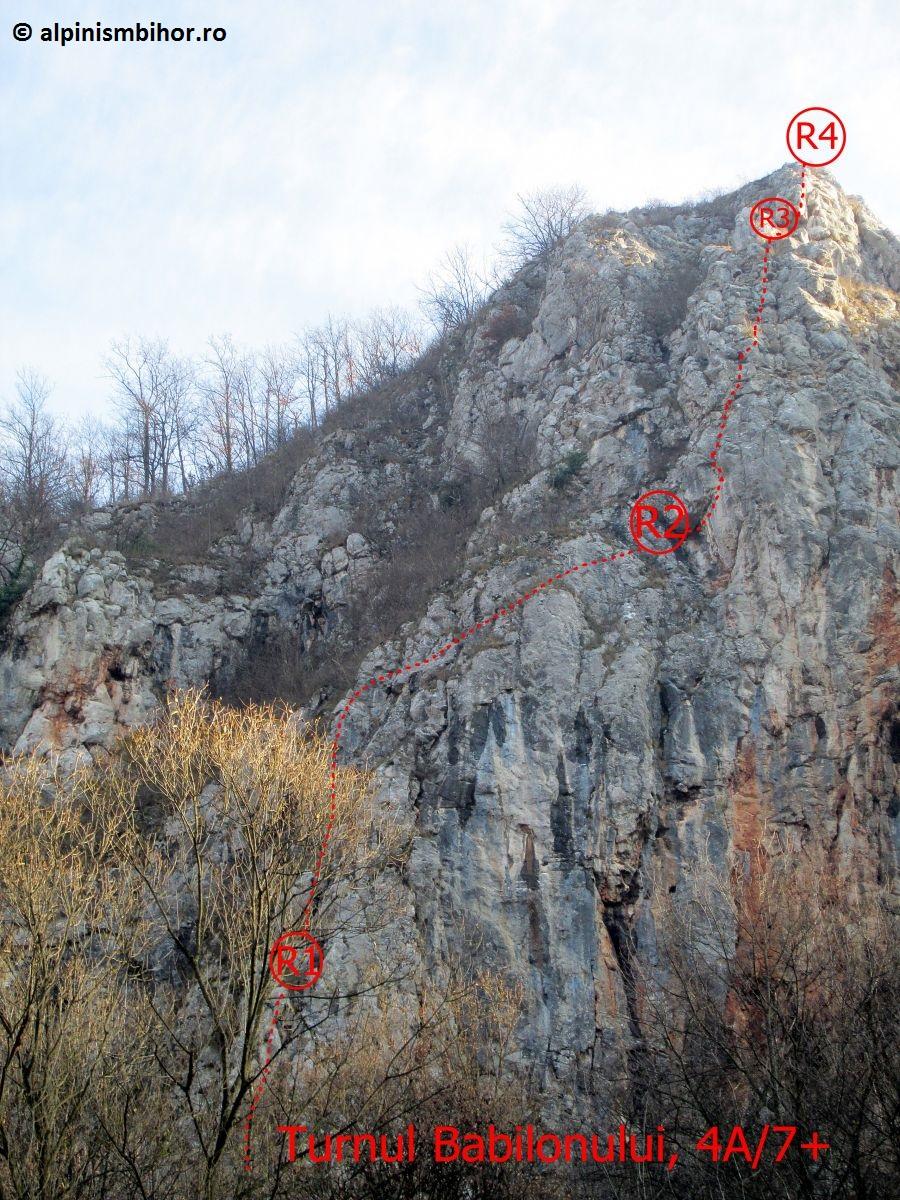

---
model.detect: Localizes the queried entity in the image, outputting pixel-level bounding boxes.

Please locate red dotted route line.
[241,994,282,1168]
[307,551,638,925]
[243,164,810,1171]
[697,241,771,531]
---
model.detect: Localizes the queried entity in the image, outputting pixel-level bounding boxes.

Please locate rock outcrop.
[2,164,897,1113]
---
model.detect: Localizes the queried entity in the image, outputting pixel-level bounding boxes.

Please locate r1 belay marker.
[268,930,324,990]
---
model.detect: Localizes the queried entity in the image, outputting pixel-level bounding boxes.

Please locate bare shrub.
[501,186,588,266]
[217,388,541,713]
[109,425,316,584]
[0,692,401,1198]
[0,755,145,1198]
[419,245,491,334]
[645,257,703,342]
[471,408,539,500]
[592,844,900,1200]
[480,302,533,351]
[0,697,557,1198]
[264,970,539,1199]
[349,405,536,642]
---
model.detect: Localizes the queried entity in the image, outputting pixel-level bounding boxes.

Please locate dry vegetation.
[216,394,542,711]
[0,690,540,1199]
[589,845,900,1200]
[1,706,894,1200]
[2,180,897,1198]
[644,256,704,343]
[0,691,395,1197]
[836,275,900,335]
[0,186,572,632]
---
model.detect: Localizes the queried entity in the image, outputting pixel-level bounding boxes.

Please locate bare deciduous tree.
[66,414,107,511]
[107,337,194,497]
[257,344,300,453]
[295,329,323,430]
[0,369,69,566]
[501,185,588,265]
[78,690,396,1192]
[0,692,544,1199]
[197,334,244,476]
[354,307,422,391]
[0,693,401,1196]
[419,245,490,333]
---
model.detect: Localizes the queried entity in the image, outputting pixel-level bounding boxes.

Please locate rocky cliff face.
[2,164,897,1114]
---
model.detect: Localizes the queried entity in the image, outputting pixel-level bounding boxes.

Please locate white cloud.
[1,0,897,418]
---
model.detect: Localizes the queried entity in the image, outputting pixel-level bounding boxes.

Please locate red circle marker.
[786,106,846,167]
[629,490,690,556]
[268,930,324,990]
[749,197,800,241]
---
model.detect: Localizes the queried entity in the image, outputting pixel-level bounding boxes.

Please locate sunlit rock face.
[2,166,897,1114]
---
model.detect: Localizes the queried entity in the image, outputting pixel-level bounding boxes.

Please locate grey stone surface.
[1,166,897,1110]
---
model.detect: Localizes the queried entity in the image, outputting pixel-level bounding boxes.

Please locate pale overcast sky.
[1,0,898,419]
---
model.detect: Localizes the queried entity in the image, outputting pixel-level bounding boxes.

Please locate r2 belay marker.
[628,490,691,555]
